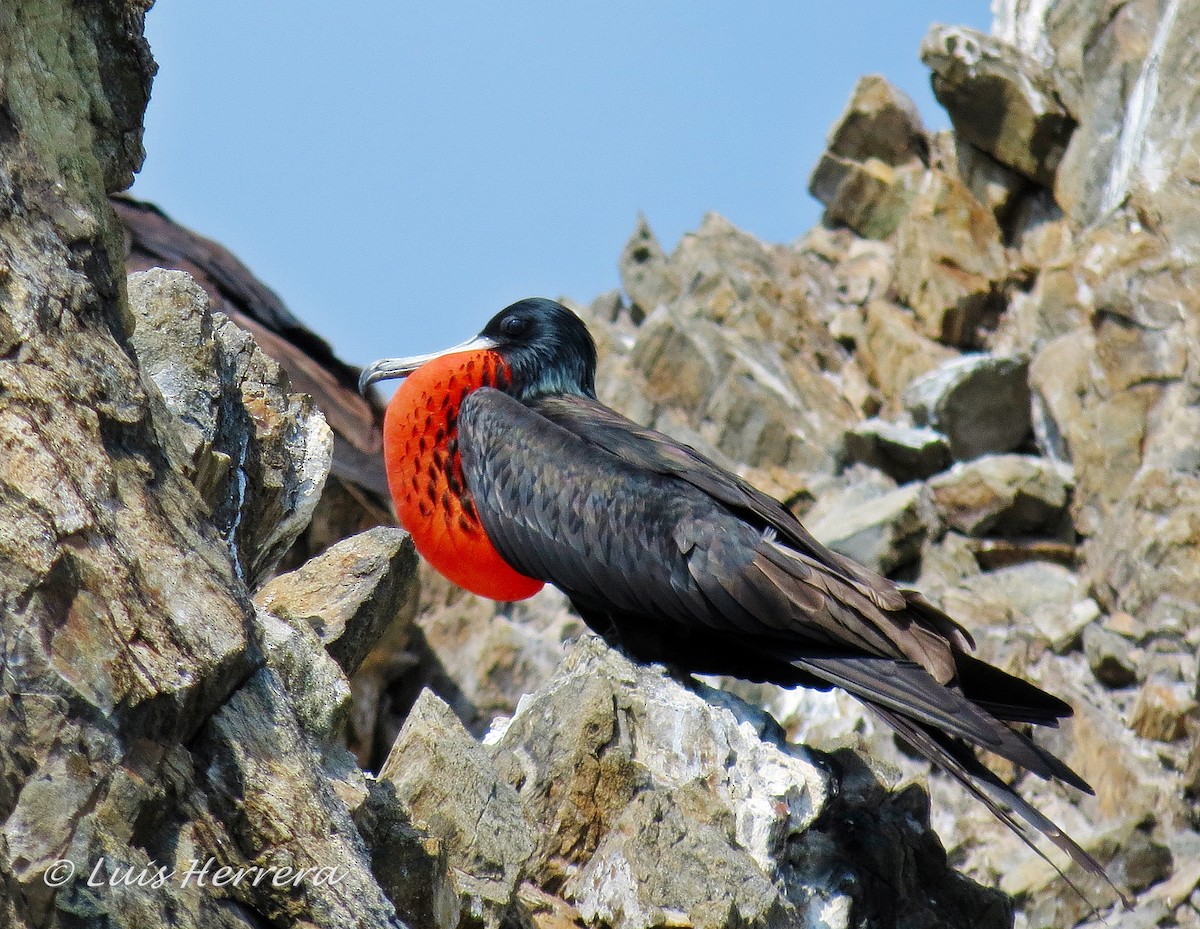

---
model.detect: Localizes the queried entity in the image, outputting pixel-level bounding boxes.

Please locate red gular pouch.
[383,348,544,602]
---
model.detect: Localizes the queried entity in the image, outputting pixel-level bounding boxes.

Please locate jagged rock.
[1129,680,1197,743]
[189,668,403,928]
[934,560,1082,653]
[1043,0,1200,234]
[1186,732,1200,800]
[807,481,926,575]
[411,580,583,738]
[904,354,1032,461]
[1044,597,1100,655]
[800,226,897,315]
[809,75,928,240]
[916,530,982,599]
[255,527,421,766]
[0,7,332,925]
[946,133,1032,229]
[858,300,958,413]
[619,216,679,319]
[114,194,394,576]
[256,606,354,746]
[844,417,951,482]
[128,268,334,586]
[605,215,857,474]
[355,782,460,929]
[255,526,419,675]
[379,690,534,928]
[921,25,1074,186]
[631,307,831,469]
[893,165,1008,347]
[1028,331,1089,463]
[927,453,1072,537]
[1082,624,1139,690]
[484,637,1008,929]
[1083,467,1200,633]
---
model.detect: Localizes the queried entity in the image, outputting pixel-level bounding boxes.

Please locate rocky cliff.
[1,2,1197,929]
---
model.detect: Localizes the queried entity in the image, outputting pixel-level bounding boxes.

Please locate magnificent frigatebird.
[361,297,1122,904]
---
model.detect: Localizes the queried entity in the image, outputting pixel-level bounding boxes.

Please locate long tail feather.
[866,704,1130,912]
[794,655,1092,792]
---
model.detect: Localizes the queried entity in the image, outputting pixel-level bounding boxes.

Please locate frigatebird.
[361,297,1122,904]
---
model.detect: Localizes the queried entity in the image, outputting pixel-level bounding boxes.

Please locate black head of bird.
[361,297,597,401]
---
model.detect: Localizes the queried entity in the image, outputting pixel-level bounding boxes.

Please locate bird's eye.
[501,315,528,337]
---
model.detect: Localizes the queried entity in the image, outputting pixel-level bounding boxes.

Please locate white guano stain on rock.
[1101,0,1182,214]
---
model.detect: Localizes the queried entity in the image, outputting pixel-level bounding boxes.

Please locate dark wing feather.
[460,389,936,660]
[533,393,980,672]
[867,705,1126,910]
[793,656,1089,791]
[533,394,914,614]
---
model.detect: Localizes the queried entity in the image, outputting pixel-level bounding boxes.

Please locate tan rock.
[807,481,927,575]
[904,355,1032,461]
[844,418,951,482]
[1082,624,1139,690]
[255,526,419,675]
[1128,680,1197,743]
[620,218,857,474]
[486,637,1005,929]
[944,133,1032,228]
[355,784,460,929]
[935,561,1080,643]
[414,581,583,736]
[927,454,1072,537]
[619,216,680,318]
[816,157,925,241]
[857,300,958,414]
[129,269,334,586]
[255,527,422,765]
[1048,0,1200,229]
[379,689,535,927]
[1084,467,1200,629]
[922,25,1074,186]
[809,75,929,240]
[894,167,1008,347]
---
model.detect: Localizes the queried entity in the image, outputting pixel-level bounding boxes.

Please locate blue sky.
[131,3,992,369]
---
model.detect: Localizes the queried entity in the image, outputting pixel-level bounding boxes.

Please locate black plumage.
[363,298,1123,906]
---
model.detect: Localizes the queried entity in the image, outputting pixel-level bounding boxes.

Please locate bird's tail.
[789,654,1130,911]
[867,703,1129,913]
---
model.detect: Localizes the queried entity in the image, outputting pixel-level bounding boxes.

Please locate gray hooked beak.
[358,334,499,395]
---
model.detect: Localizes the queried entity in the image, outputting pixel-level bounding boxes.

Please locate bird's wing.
[532,394,959,618]
[460,388,963,671]
[532,392,975,661]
